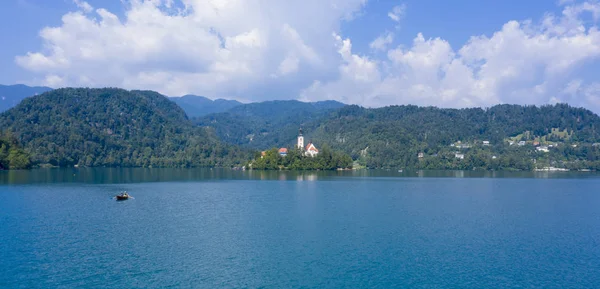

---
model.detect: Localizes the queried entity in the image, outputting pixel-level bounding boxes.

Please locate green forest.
[0,132,31,170]
[193,100,344,149]
[309,104,600,170]
[3,87,600,171]
[198,103,600,170]
[0,88,250,168]
[249,146,353,170]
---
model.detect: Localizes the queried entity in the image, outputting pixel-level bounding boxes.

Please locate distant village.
[412,135,600,171]
[429,139,560,158]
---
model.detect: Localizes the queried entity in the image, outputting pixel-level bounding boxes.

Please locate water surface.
[1,168,599,288]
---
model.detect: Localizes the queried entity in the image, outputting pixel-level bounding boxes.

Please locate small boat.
[115,191,130,201]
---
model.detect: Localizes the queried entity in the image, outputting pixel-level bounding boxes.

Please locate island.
[247,129,353,170]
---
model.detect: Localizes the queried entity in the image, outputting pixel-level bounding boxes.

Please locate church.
[296,128,319,157]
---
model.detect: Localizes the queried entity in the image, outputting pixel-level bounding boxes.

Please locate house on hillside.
[455,153,465,160]
[482,140,490,146]
[536,146,549,153]
[279,148,288,157]
[418,152,424,158]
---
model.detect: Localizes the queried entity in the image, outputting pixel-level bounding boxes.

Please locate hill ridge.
[0,88,248,168]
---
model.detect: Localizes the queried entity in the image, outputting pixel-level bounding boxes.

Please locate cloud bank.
[15,0,600,112]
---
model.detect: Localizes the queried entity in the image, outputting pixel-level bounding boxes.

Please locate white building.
[305,143,319,157]
[297,128,304,149]
[297,128,319,157]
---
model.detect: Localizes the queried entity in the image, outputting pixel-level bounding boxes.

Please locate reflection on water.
[0,168,332,184]
[0,167,599,184]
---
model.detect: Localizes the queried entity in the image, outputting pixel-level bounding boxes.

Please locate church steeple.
[297,128,304,149]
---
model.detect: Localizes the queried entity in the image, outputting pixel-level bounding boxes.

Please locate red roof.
[279,148,288,153]
[306,143,319,152]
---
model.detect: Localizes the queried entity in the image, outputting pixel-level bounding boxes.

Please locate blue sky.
[1,0,600,111]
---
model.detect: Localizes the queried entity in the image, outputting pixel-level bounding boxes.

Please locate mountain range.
[1,84,600,170]
[170,95,243,117]
[194,99,345,149]
[0,84,344,119]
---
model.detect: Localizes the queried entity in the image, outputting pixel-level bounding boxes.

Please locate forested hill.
[310,104,600,169]
[314,103,600,146]
[2,86,599,170]
[0,88,249,168]
[198,102,600,170]
[194,99,345,149]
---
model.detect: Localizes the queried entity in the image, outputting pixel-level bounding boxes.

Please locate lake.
[1,168,600,288]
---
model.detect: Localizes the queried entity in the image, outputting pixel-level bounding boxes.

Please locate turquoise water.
[1,168,600,288]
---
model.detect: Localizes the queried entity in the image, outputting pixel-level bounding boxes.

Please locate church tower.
[297,128,304,149]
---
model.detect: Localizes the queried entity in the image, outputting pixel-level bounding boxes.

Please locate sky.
[1,0,600,111]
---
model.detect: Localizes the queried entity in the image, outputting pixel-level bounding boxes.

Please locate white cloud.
[280,24,321,66]
[583,82,600,108]
[73,0,93,13]
[14,0,600,113]
[558,0,575,5]
[301,1,600,112]
[300,34,381,104]
[277,54,300,76]
[369,32,394,51]
[16,0,366,98]
[44,74,66,87]
[388,4,406,23]
[563,79,583,96]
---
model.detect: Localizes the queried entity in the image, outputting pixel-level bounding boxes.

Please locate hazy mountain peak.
[0,84,53,113]
[171,94,242,117]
